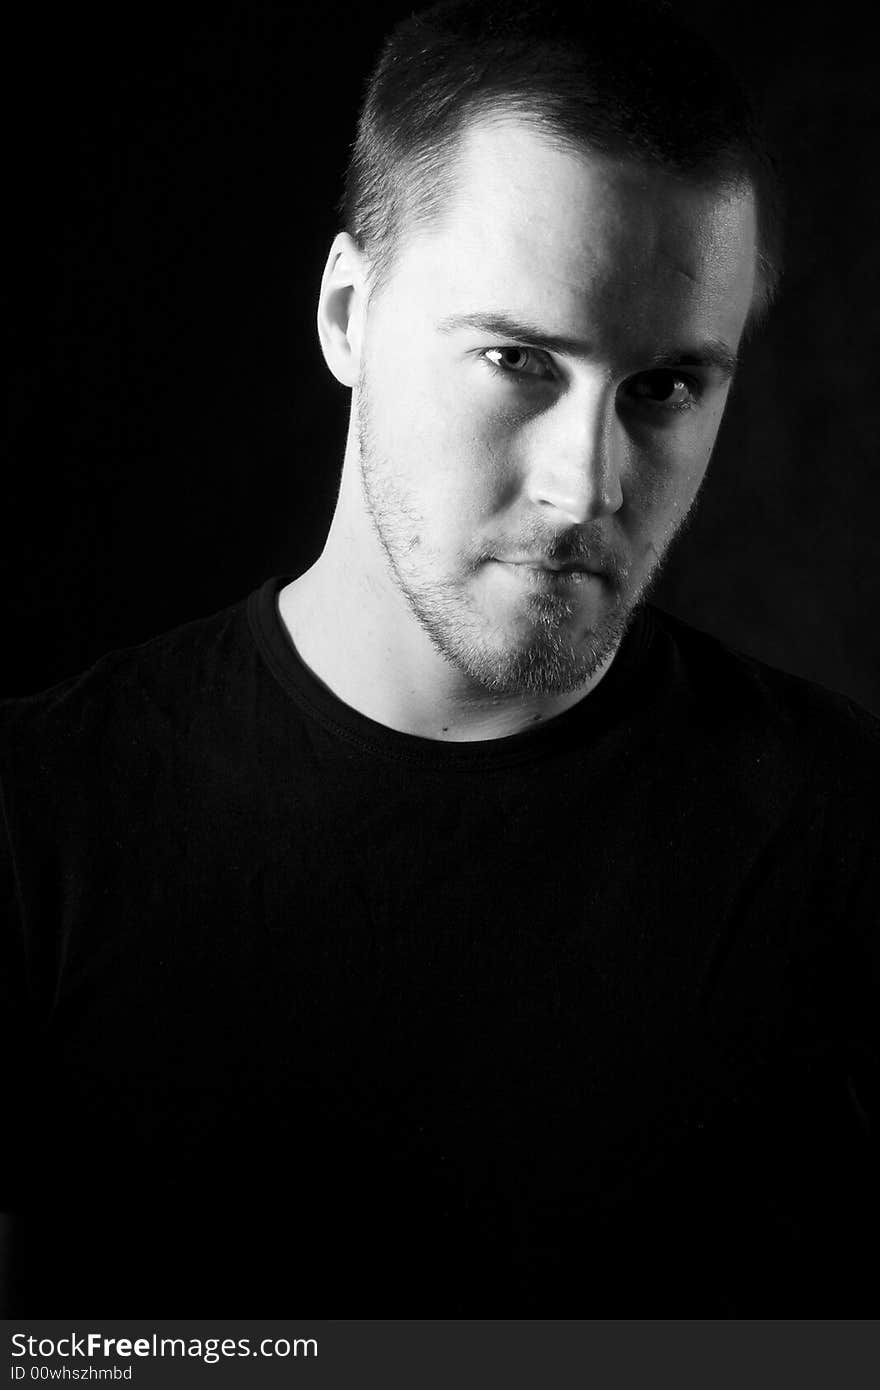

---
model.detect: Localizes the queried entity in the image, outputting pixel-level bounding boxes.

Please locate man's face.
[354,119,757,695]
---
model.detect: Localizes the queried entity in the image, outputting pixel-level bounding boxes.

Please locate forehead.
[385,118,758,360]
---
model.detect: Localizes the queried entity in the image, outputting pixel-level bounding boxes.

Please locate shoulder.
[0,593,252,779]
[644,604,880,788]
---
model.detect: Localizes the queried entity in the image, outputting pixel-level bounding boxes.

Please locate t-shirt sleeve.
[817,700,880,1204]
[841,827,880,1134]
[0,768,35,1208]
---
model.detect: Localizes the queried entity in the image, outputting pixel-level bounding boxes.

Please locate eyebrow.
[435,311,739,379]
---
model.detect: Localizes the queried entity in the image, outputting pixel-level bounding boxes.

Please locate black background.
[5,1,880,709]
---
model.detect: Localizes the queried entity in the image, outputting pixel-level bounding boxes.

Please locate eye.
[623,369,698,413]
[483,346,554,380]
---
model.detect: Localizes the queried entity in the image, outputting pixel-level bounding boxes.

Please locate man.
[2,0,877,1314]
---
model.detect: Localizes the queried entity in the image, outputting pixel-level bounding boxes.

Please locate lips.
[498,557,604,576]
[489,558,607,594]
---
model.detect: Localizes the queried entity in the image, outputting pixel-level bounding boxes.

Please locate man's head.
[316,0,775,700]
[342,0,781,322]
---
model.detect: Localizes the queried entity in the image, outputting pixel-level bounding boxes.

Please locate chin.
[448,625,617,697]
[397,565,636,697]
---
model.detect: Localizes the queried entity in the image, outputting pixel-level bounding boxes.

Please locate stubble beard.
[355,370,683,697]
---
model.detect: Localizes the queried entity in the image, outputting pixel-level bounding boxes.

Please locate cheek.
[376,404,512,543]
[408,391,517,512]
[624,419,718,525]
[365,334,523,517]
[369,350,486,462]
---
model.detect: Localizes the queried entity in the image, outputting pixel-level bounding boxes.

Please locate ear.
[316,232,369,388]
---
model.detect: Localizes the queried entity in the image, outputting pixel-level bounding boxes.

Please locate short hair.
[341,0,782,325]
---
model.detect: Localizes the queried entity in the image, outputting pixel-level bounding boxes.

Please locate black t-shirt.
[2,576,878,1314]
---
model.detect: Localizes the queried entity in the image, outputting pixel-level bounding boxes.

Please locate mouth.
[514,560,599,574]
[491,558,607,588]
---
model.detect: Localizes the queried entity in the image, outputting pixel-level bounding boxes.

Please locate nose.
[523,381,624,525]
